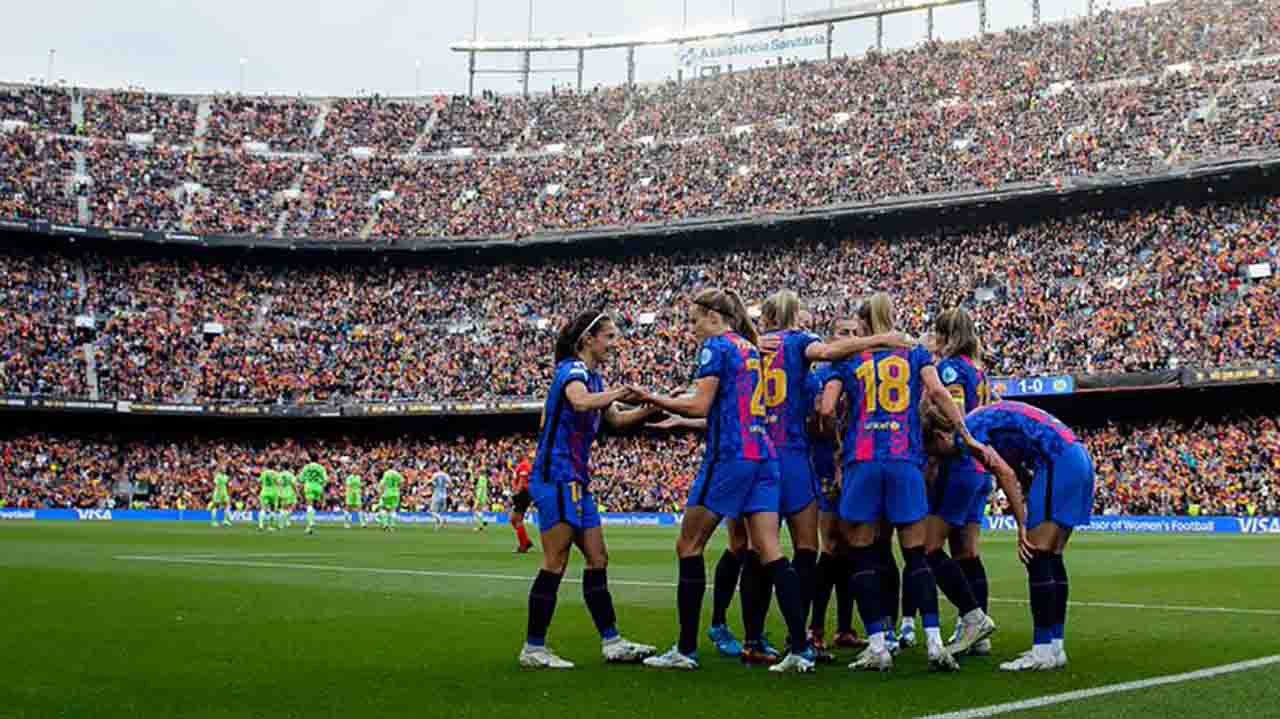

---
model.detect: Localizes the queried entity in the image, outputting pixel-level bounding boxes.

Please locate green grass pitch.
[2,521,1279,719]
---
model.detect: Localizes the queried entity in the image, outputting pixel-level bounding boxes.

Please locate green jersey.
[214,473,229,491]
[279,472,297,496]
[259,470,276,493]
[475,474,489,500]
[381,470,403,494]
[345,475,362,494]
[300,463,328,492]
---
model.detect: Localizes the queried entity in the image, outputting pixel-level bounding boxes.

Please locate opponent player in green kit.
[257,469,277,532]
[378,469,403,531]
[277,470,298,530]
[209,472,233,527]
[344,473,366,529]
[472,465,490,532]
[299,462,328,535]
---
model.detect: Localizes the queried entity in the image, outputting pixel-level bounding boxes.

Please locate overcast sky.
[3,0,1156,97]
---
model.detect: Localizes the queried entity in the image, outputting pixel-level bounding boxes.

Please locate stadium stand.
[0,0,1279,240]
[1,191,1275,402]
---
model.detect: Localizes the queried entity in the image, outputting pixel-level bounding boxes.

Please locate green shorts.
[280,493,297,507]
[475,495,489,509]
[381,493,401,511]
[212,489,230,504]
[260,490,278,507]
[305,486,323,504]
[345,493,361,509]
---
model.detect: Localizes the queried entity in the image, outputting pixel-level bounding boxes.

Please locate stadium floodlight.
[450,0,972,96]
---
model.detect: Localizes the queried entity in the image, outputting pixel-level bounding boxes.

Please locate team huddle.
[519,289,1095,675]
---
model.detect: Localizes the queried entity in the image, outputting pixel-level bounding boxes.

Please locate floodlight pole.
[826,23,834,61]
[468,52,476,97]
[521,51,531,97]
[577,48,584,93]
[876,15,884,50]
[1032,0,1040,26]
[927,6,934,41]
[1087,0,1094,16]
[979,0,988,33]
[626,46,636,90]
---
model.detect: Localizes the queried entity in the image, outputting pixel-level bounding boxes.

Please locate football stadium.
[2,0,1279,717]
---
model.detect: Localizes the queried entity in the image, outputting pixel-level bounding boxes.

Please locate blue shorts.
[838,461,928,526]
[688,458,780,520]
[531,480,601,533]
[930,462,992,528]
[1028,443,1096,530]
[778,449,820,516]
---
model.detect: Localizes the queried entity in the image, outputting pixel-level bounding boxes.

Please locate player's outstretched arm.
[805,332,915,362]
[637,377,717,419]
[564,382,630,413]
[604,396,661,430]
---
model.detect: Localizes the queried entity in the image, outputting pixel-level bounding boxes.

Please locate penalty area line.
[111,555,1280,617]
[914,654,1280,719]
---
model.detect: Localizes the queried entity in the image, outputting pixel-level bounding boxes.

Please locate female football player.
[935,401,1090,672]
[639,288,813,673]
[518,310,660,670]
[820,293,985,672]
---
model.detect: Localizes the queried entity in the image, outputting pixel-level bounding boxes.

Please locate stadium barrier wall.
[4,509,1280,534]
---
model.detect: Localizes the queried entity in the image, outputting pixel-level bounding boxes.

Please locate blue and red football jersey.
[533,359,605,485]
[937,355,992,473]
[695,332,776,463]
[761,329,820,452]
[963,401,1078,472]
[831,345,935,467]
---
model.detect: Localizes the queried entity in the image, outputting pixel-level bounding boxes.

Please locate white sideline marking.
[113,555,1280,617]
[915,654,1280,719]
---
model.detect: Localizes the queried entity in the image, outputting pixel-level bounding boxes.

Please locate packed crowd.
[3,413,1276,515]
[2,190,1275,402]
[1,1,1279,240]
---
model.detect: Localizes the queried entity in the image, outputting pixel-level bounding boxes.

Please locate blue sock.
[677,556,706,656]
[1028,551,1056,646]
[582,568,619,641]
[901,547,940,631]
[849,546,884,635]
[526,570,562,646]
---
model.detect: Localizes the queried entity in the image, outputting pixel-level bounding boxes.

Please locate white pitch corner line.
[111,555,1280,617]
[914,654,1280,719]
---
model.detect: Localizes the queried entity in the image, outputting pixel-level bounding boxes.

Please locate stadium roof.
[450,0,972,53]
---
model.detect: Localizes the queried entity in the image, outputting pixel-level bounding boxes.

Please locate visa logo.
[987,515,1019,531]
[75,509,113,521]
[1237,517,1280,534]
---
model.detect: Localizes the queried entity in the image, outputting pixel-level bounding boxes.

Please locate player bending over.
[933,400,1092,671]
[519,310,658,669]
